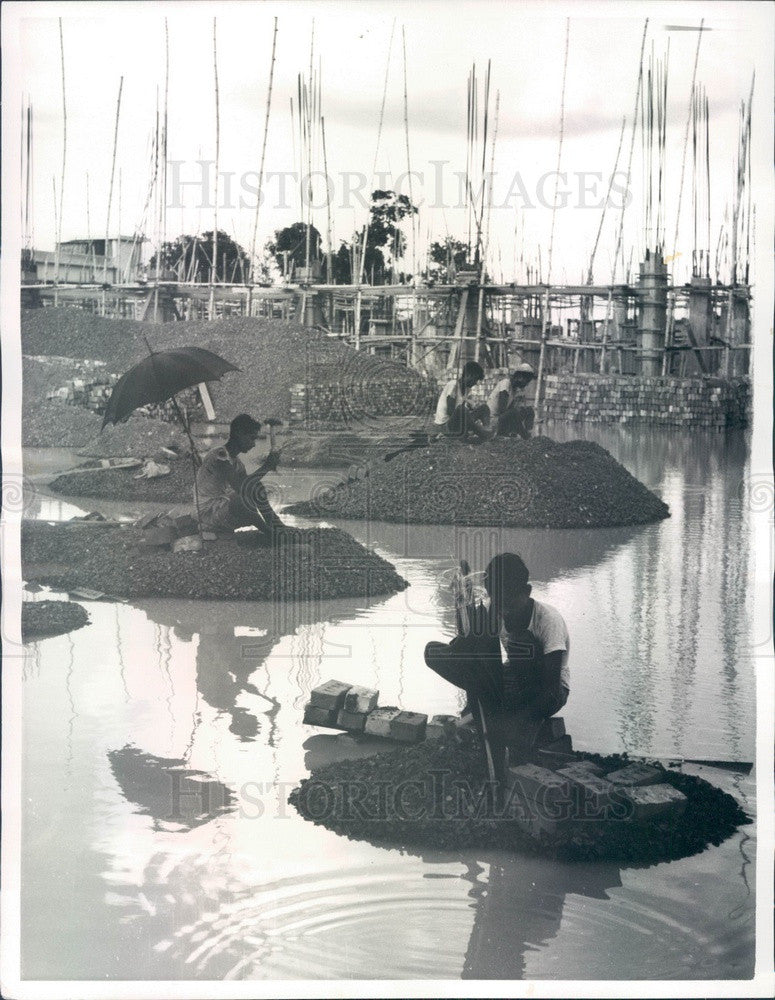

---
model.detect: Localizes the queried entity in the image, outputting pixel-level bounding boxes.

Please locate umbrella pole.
[170,394,204,540]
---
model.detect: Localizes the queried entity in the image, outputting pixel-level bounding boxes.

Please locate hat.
[514,362,535,375]
[230,413,262,437]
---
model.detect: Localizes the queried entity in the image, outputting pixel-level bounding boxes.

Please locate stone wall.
[289,377,438,429]
[542,374,751,428]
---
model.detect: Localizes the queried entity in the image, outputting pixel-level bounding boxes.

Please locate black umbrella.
[101,345,239,429]
[102,342,240,537]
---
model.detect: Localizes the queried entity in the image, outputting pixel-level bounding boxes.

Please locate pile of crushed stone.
[285,436,670,528]
[21,599,89,641]
[289,735,750,863]
[49,460,193,502]
[22,520,408,601]
[21,308,430,425]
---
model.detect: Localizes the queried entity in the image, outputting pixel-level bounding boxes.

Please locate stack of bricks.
[542,374,751,428]
[302,680,572,752]
[303,680,434,743]
[48,373,120,412]
[506,757,687,842]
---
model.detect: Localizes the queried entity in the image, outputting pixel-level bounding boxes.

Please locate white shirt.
[434,378,464,425]
[487,376,525,418]
[499,599,570,690]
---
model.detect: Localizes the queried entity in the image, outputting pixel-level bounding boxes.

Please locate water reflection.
[107,745,234,831]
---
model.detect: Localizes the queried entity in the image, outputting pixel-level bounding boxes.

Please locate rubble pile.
[22,520,408,601]
[289,735,750,862]
[21,600,89,641]
[286,436,671,528]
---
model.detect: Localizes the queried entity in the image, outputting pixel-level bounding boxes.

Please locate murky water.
[19,426,757,980]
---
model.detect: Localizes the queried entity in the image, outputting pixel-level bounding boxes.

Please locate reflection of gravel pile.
[289,736,750,862]
[22,521,408,601]
[21,600,89,640]
[21,308,429,424]
[286,437,670,528]
[49,460,193,501]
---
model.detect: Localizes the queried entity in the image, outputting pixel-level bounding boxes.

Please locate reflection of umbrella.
[107,744,234,830]
[101,345,239,429]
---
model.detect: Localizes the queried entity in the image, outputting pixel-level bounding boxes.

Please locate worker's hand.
[263,449,281,473]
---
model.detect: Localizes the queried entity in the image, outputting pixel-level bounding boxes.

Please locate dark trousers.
[497,404,534,439]
[442,403,491,440]
[424,638,567,784]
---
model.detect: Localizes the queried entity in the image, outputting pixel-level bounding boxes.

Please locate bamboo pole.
[54,20,67,286]
[671,19,704,274]
[104,77,124,286]
[546,19,569,287]
[250,16,278,278]
[211,18,220,318]
[321,116,333,283]
[401,26,416,282]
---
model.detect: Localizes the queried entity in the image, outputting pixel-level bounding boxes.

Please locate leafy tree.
[266,222,323,275]
[149,231,251,283]
[426,237,470,283]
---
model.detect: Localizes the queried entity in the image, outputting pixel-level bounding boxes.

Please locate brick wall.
[542,374,751,428]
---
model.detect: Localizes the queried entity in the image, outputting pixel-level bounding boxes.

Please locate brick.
[309,679,352,711]
[540,734,573,754]
[555,760,604,781]
[536,717,566,743]
[343,685,379,714]
[506,763,571,800]
[389,711,428,743]
[605,762,665,787]
[303,704,344,729]
[363,708,401,738]
[336,709,367,733]
[425,714,458,740]
[557,770,617,817]
[623,784,687,821]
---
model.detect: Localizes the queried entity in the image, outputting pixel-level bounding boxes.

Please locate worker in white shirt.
[486,362,536,439]
[433,360,492,441]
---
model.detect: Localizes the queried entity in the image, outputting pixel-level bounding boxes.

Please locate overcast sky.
[8,0,773,283]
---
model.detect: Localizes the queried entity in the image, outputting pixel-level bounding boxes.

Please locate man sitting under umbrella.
[196,413,285,539]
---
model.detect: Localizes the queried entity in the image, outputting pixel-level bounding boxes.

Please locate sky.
[8,0,774,284]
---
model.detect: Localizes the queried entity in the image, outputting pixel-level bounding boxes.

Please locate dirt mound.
[285,436,670,528]
[22,521,408,601]
[289,735,750,863]
[21,599,89,641]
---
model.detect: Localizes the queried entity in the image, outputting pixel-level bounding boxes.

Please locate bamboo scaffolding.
[54,20,67,286]
[211,18,220,317]
[104,77,124,286]
[250,16,278,276]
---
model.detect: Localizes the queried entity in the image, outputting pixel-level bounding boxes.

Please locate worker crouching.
[424,552,570,788]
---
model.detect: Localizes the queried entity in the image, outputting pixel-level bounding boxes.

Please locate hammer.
[264,417,282,451]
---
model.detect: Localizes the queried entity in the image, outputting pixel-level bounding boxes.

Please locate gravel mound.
[22,521,408,601]
[21,308,428,423]
[22,355,188,453]
[21,599,89,641]
[49,460,193,502]
[285,436,670,528]
[289,736,750,862]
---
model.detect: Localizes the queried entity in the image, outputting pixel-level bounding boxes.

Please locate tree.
[149,231,252,283]
[266,222,323,276]
[426,237,470,283]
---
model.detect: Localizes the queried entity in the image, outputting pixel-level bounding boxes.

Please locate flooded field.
[19,425,757,980]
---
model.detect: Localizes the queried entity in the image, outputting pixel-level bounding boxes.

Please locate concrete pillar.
[637,250,668,376]
[688,274,713,373]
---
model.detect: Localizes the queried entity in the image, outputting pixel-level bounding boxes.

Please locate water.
[19,426,756,980]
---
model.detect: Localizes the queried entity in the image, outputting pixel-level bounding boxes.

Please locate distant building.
[23,236,146,284]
